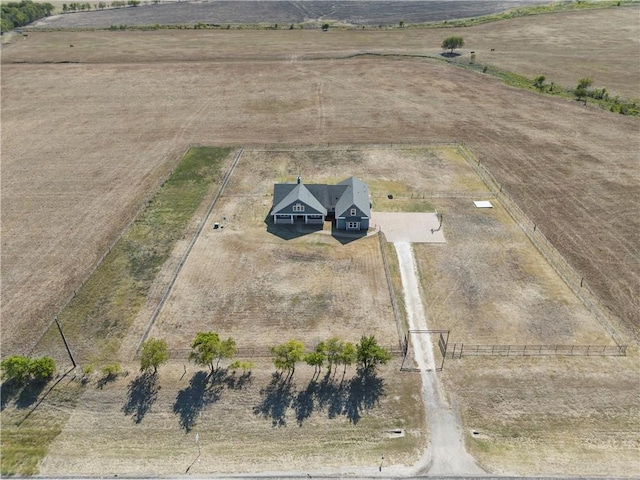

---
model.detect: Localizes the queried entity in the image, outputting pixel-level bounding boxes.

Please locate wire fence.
[243,141,463,152]
[169,344,405,361]
[28,145,193,361]
[377,230,407,349]
[456,143,626,348]
[448,343,627,358]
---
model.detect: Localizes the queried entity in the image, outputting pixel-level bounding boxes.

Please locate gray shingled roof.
[335,177,370,218]
[272,177,369,218]
[272,183,327,215]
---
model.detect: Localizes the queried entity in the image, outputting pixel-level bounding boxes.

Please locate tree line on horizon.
[1,0,54,33]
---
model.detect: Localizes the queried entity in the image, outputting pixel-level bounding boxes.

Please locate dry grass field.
[442,355,640,476]
[144,150,397,353]
[415,195,618,345]
[1,4,639,476]
[39,359,426,475]
[7,145,638,476]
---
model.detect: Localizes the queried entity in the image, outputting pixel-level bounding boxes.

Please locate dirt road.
[395,242,484,475]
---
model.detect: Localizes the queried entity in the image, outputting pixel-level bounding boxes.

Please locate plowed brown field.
[3,8,638,353]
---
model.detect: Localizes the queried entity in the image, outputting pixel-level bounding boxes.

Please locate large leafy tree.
[441,36,464,54]
[140,338,170,373]
[356,335,391,371]
[0,1,54,33]
[189,332,237,372]
[1,355,32,385]
[271,340,305,377]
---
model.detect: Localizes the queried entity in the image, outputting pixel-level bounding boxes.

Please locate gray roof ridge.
[273,182,327,215]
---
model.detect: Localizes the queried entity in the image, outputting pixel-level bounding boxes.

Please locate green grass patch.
[36,147,231,364]
[373,197,434,212]
[1,380,84,475]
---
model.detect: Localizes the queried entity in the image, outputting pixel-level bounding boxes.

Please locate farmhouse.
[271,176,370,230]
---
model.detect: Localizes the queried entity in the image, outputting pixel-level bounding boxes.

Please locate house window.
[293,203,305,212]
[347,222,360,230]
[350,208,357,216]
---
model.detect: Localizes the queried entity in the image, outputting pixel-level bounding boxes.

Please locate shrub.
[101,363,122,378]
[1,355,56,384]
[1,355,32,385]
[29,356,56,381]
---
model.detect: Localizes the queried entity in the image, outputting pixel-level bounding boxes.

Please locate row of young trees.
[270,335,391,379]
[1,333,391,387]
[532,75,638,115]
[135,333,391,378]
[1,1,54,33]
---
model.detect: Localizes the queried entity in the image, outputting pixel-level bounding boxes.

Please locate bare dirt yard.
[1,5,639,476]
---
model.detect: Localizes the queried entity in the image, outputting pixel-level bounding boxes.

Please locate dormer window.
[293,203,305,212]
[350,208,357,216]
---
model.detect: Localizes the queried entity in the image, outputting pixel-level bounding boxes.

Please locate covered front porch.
[273,214,325,225]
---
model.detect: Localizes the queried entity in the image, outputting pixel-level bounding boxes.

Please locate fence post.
[523,345,527,356]
[55,317,77,368]
[459,343,464,359]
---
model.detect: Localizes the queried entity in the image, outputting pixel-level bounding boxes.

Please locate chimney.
[297,175,301,184]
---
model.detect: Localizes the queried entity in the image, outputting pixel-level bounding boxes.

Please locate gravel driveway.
[372,212,446,244]
[395,242,484,475]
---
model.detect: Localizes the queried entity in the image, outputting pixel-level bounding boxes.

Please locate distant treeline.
[1,1,54,33]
